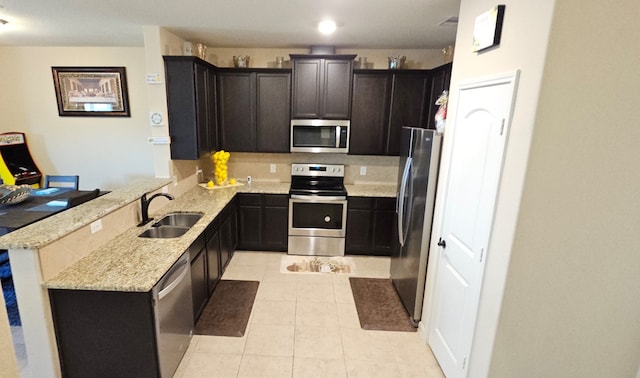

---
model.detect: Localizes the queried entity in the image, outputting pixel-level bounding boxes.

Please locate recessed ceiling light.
[318,20,337,35]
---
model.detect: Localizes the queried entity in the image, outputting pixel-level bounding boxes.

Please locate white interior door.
[428,72,518,378]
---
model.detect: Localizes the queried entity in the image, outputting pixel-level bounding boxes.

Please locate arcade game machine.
[0,132,42,187]
[0,132,42,325]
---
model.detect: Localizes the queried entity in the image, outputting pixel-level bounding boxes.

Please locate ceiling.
[0,0,460,49]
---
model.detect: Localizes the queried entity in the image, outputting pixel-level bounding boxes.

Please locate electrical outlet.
[90,220,102,234]
[270,164,277,173]
[360,166,367,176]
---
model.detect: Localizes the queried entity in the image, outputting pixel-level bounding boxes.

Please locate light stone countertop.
[44,181,290,292]
[44,180,396,292]
[0,177,172,250]
[346,183,397,198]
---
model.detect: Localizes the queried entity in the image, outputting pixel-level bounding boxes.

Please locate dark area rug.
[195,280,259,337]
[349,277,416,332]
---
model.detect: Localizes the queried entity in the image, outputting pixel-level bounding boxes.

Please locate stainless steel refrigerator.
[391,126,442,325]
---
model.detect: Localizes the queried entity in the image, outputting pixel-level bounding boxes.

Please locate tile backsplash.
[199,152,399,185]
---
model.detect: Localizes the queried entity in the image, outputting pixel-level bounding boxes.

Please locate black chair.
[44,175,79,190]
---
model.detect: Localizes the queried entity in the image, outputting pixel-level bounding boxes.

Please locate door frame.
[419,70,520,376]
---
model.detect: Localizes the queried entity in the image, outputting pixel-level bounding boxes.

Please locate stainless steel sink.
[138,212,203,239]
[153,212,203,228]
[138,226,190,239]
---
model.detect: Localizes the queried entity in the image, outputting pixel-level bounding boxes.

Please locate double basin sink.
[138,212,203,239]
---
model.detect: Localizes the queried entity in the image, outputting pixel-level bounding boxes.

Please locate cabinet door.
[206,68,219,151]
[291,59,323,118]
[190,249,207,321]
[256,73,291,152]
[323,59,353,119]
[206,222,221,294]
[372,198,398,256]
[262,194,289,251]
[425,63,453,130]
[237,194,262,250]
[345,197,375,254]
[230,199,238,250]
[218,72,256,151]
[194,63,210,157]
[220,214,233,270]
[386,72,432,155]
[349,72,391,155]
[165,59,200,160]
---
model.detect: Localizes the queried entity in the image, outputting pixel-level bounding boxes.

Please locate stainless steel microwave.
[290,119,350,153]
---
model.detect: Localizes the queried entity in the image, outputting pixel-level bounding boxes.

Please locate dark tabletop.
[0,188,102,236]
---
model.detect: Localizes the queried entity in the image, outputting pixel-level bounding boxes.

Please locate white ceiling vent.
[439,16,459,26]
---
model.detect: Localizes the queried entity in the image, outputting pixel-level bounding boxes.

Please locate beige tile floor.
[174,251,444,378]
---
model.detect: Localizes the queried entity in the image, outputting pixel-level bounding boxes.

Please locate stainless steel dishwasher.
[152,252,193,377]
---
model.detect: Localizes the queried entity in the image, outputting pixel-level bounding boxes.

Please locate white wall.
[422,0,556,376]
[0,46,155,190]
[204,47,447,69]
[489,0,640,376]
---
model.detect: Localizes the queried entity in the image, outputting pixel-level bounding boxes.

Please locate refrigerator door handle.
[397,157,412,246]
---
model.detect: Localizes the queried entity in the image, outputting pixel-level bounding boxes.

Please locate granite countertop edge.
[0,177,172,250]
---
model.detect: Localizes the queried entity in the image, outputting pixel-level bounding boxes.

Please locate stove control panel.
[291,163,344,177]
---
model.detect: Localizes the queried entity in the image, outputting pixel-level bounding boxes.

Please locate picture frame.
[472,5,506,52]
[51,66,130,117]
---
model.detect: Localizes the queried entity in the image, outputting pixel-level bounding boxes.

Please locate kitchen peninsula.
[0,175,396,377]
[0,177,174,377]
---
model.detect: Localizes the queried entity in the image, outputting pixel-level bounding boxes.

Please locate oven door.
[288,196,347,237]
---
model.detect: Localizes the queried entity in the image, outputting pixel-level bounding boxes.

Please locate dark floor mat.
[349,277,416,332]
[194,280,259,337]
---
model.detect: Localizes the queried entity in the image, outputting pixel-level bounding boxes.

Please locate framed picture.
[472,5,506,52]
[51,66,130,117]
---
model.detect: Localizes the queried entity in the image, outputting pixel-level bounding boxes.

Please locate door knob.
[437,238,446,248]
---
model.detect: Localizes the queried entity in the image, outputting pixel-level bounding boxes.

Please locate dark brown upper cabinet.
[350,63,452,156]
[385,70,433,156]
[290,54,356,119]
[164,56,217,160]
[425,62,453,130]
[217,69,291,153]
[349,71,392,155]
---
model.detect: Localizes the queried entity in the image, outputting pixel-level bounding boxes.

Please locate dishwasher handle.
[157,254,190,300]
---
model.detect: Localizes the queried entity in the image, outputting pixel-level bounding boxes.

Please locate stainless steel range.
[288,163,347,256]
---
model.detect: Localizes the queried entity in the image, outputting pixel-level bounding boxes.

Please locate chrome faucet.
[137,192,175,226]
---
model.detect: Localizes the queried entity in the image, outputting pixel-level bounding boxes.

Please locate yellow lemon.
[207,180,214,188]
[229,178,236,185]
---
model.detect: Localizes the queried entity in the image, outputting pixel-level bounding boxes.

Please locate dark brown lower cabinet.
[346,196,399,256]
[50,289,160,378]
[205,219,221,295]
[194,199,237,320]
[220,203,236,269]
[237,194,288,252]
[263,194,289,251]
[189,234,208,321]
[237,194,262,250]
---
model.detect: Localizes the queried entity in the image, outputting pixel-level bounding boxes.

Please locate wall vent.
[439,16,459,26]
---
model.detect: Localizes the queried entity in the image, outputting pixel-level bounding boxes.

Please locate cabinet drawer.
[375,197,397,211]
[263,194,289,207]
[204,217,220,241]
[348,197,375,209]
[187,234,206,263]
[238,193,261,206]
